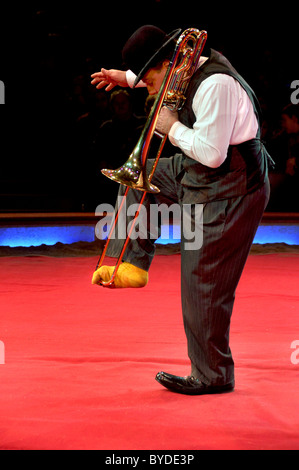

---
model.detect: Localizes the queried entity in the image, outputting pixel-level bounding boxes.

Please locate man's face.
[142,61,169,95]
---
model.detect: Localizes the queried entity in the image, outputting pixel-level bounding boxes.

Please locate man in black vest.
[91,25,271,395]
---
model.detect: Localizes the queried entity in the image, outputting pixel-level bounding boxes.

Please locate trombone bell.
[101,149,160,194]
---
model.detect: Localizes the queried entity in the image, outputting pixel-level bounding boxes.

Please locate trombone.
[95,28,207,286]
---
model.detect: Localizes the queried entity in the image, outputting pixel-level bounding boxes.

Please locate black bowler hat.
[122,25,182,87]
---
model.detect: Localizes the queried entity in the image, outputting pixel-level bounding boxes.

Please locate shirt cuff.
[126,70,146,88]
[168,121,193,152]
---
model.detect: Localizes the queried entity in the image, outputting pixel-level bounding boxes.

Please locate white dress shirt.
[126,65,258,168]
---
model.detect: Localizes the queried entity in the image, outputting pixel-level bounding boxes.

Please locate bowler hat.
[122,25,181,87]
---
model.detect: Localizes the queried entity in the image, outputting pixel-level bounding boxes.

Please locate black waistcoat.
[177,49,270,202]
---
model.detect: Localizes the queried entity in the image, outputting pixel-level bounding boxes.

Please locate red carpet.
[0,252,298,450]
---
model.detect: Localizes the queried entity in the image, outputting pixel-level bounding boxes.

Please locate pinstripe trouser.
[106,154,270,386]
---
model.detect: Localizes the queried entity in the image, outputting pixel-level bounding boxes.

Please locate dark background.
[0,1,298,212]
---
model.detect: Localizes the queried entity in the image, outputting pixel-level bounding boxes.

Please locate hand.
[91,68,128,91]
[156,106,179,135]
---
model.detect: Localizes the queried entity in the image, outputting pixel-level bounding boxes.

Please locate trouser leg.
[181,180,270,386]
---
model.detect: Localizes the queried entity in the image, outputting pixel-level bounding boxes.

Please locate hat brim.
[133,28,182,88]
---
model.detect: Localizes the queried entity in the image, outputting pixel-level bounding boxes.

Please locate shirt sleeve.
[168,75,240,168]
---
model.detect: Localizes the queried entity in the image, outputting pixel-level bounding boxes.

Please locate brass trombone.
[95,28,207,286]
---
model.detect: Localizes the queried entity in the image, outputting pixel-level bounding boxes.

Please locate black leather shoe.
[155,371,234,396]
